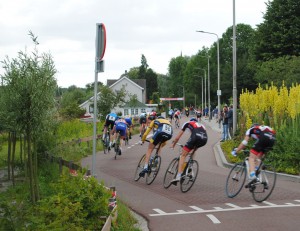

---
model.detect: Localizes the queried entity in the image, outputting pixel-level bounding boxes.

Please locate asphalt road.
[81,117,300,231]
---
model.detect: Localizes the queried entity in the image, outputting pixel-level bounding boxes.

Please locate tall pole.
[196,30,221,128]
[204,69,207,117]
[201,76,204,112]
[233,0,237,135]
[207,55,211,121]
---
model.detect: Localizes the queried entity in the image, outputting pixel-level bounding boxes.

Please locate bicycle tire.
[146,155,161,185]
[114,134,121,159]
[134,154,146,181]
[163,158,179,189]
[180,160,199,193]
[225,162,247,198]
[251,163,276,202]
[103,133,110,154]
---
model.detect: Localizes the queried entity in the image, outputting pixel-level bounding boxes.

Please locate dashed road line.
[207,214,221,224]
[149,200,300,217]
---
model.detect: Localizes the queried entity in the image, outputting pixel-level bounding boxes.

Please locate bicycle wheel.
[146,155,161,185]
[163,158,179,189]
[134,154,146,181]
[103,134,110,154]
[251,163,276,202]
[225,162,247,198]
[180,160,199,193]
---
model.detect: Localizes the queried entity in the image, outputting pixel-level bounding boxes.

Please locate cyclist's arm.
[236,135,250,152]
[142,120,154,142]
[170,130,184,148]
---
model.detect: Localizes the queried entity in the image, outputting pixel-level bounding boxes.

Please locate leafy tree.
[145,68,158,101]
[128,94,139,108]
[0,31,57,203]
[97,85,127,118]
[254,56,300,87]
[254,0,300,61]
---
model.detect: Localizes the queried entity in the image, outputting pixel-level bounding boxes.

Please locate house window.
[131,109,134,115]
[124,109,129,116]
[135,109,138,115]
[141,108,146,113]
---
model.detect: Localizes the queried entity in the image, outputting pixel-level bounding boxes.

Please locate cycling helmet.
[251,123,259,128]
[150,111,157,116]
[157,116,165,119]
[190,117,197,122]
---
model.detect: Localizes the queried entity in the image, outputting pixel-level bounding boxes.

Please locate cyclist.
[194,108,202,122]
[185,107,189,117]
[231,124,276,181]
[174,109,181,127]
[103,112,118,146]
[124,116,133,139]
[139,112,147,137]
[168,108,174,123]
[111,117,128,155]
[170,117,208,183]
[139,116,173,177]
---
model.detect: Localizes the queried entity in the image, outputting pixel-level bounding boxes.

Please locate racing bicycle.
[225,150,276,202]
[134,140,162,185]
[163,143,199,193]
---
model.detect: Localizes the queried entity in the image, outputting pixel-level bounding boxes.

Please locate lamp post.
[196,30,221,127]
[179,84,185,109]
[194,75,204,112]
[233,0,237,135]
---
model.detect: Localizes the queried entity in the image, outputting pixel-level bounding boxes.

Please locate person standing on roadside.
[221,105,229,142]
[227,104,233,139]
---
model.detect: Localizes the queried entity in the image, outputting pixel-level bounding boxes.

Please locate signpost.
[92,23,106,176]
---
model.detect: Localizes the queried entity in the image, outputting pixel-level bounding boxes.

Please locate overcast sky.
[0,0,267,88]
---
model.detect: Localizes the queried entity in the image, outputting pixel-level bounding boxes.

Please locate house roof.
[107,77,146,90]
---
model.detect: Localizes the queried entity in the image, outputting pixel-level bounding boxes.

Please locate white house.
[79,76,148,118]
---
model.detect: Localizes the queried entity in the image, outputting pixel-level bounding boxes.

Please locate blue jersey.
[125,118,132,127]
[106,112,118,122]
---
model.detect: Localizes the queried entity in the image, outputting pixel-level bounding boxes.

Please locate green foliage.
[254,0,300,61]
[0,171,111,231]
[254,56,300,87]
[111,201,141,231]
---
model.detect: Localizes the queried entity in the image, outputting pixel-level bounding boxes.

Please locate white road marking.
[225,203,241,208]
[214,207,224,210]
[295,200,300,202]
[152,209,166,214]
[149,201,300,217]
[207,214,221,224]
[189,206,204,211]
[263,201,276,206]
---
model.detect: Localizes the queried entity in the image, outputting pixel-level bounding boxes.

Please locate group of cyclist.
[103,107,276,185]
[102,112,133,155]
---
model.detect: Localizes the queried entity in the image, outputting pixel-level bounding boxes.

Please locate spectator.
[227,105,233,139]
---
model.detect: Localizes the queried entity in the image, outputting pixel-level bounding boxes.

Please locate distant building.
[79,76,148,118]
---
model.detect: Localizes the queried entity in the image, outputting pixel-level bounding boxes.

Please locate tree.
[97,85,127,118]
[254,0,300,61]
[145,68,158,102]
[0,31,57,203]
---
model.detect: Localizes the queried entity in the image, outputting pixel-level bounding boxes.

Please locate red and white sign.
[160,97,184,101]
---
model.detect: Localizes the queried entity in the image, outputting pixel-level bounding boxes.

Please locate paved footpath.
[81,116,300,231]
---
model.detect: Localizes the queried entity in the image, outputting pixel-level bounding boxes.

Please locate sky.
[0,0,268,88]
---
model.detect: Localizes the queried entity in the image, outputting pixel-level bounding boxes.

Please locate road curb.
[213,142,300,183]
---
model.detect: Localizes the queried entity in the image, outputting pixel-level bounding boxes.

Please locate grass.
[112,200,142,231]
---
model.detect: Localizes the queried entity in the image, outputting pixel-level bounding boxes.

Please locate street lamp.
[233,0,237,136]
[199,55,211,121]
[179,84,185,109]
[194,75,204,111]
[196,30,221,127]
